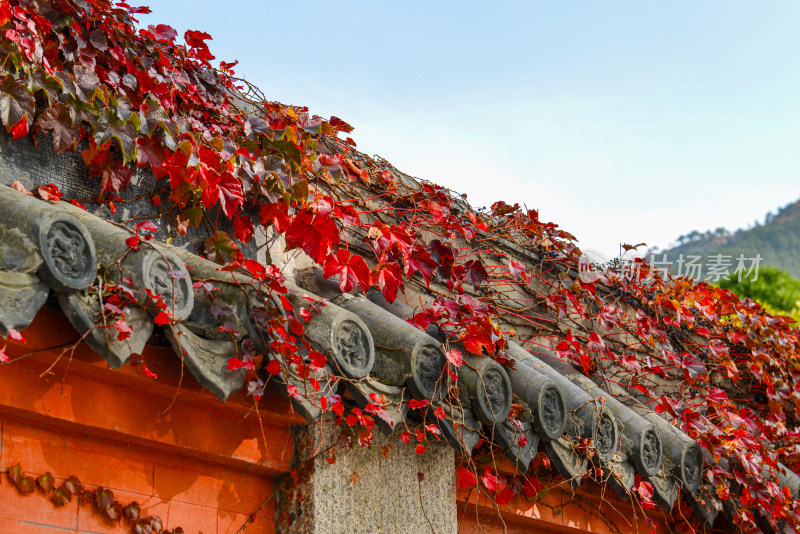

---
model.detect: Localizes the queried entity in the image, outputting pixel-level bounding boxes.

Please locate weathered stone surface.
[163,245,271,342]
[503,352,566,441]
[166,249,342,417]
[434,401,481,459]
[0,271,49,335]
[458,352,512,426]
[58,290,153,369]
[336,295,447,400]
[507,341,620,463]
[39,197,196,320]
[298,295,375,380]
[0,133,266,259]
[685,482,721,530]
[166,323,244,401]
[0,222,48,335]
[36,211,97,291]
[493,420,539,474]
[345,378,407,434]
[279,416,457,534]
[0,224,43,272]
[605,455,637,500]
[649,466,680,512]
[537,352,663,478]
[544,437,588,490]
[605,379,703,495]
[595,410,620,464]
[0,185,97,292]
[132,247,194,321]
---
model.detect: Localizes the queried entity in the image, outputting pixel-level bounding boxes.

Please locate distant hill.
[650,198,800,281]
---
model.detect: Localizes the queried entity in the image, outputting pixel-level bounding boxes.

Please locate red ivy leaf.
[496,487,515,505]
[0,3,11,26]
[201,170,244,219]
[481,469,502,492]
[323,249,370,293]
[407,399,430,410]
[463,259,488,289]
[126,235,141,250]
[184,29,212,48]
[136,136,165,172]
[309,351,327,370]
[226,357,245,371]
[132,221,158,234]
[37,183,63,203]
[234,213,255,244]
[508,259,531,284]
[587,332,605,352]
[266,359,282,375]
[100,164,132,194]
[114,320,133,341]
[148,24,178,43]
[370,261,402,302]
[37,472,55,493]
[284,209,340,263]
[142,364,158,380]
[7,114,28,139]
[446,349,463,368]
[456,466,477,489]
[634,475,656,509]
[6,328,25,342]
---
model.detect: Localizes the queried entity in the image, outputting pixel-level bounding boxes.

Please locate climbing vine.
[0,0,798,532]
[3,463,184,533]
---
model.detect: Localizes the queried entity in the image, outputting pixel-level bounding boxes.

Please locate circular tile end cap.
[36,212,97,291]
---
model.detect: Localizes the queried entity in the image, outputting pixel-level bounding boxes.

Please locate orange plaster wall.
[0,305,300,534]
[456,480,673,534]
[455,457,675,534]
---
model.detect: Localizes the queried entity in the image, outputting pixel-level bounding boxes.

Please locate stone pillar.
[278,416,457,534]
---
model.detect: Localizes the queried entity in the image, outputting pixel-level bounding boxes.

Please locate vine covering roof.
[0,1,799,531]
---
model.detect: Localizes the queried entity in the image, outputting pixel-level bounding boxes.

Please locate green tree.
[718,265,800,322]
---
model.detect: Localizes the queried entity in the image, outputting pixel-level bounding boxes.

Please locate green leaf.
[94,108,137,163]
[183,205,204,227]
[268,139,302,166]
[0,74,34,130]
[25,65,62,105]
[204,230,241,265]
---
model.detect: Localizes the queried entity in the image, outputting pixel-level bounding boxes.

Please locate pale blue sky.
[139,2,800,258]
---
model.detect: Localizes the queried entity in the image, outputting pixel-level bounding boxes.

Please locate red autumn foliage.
[0,1,798,530]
